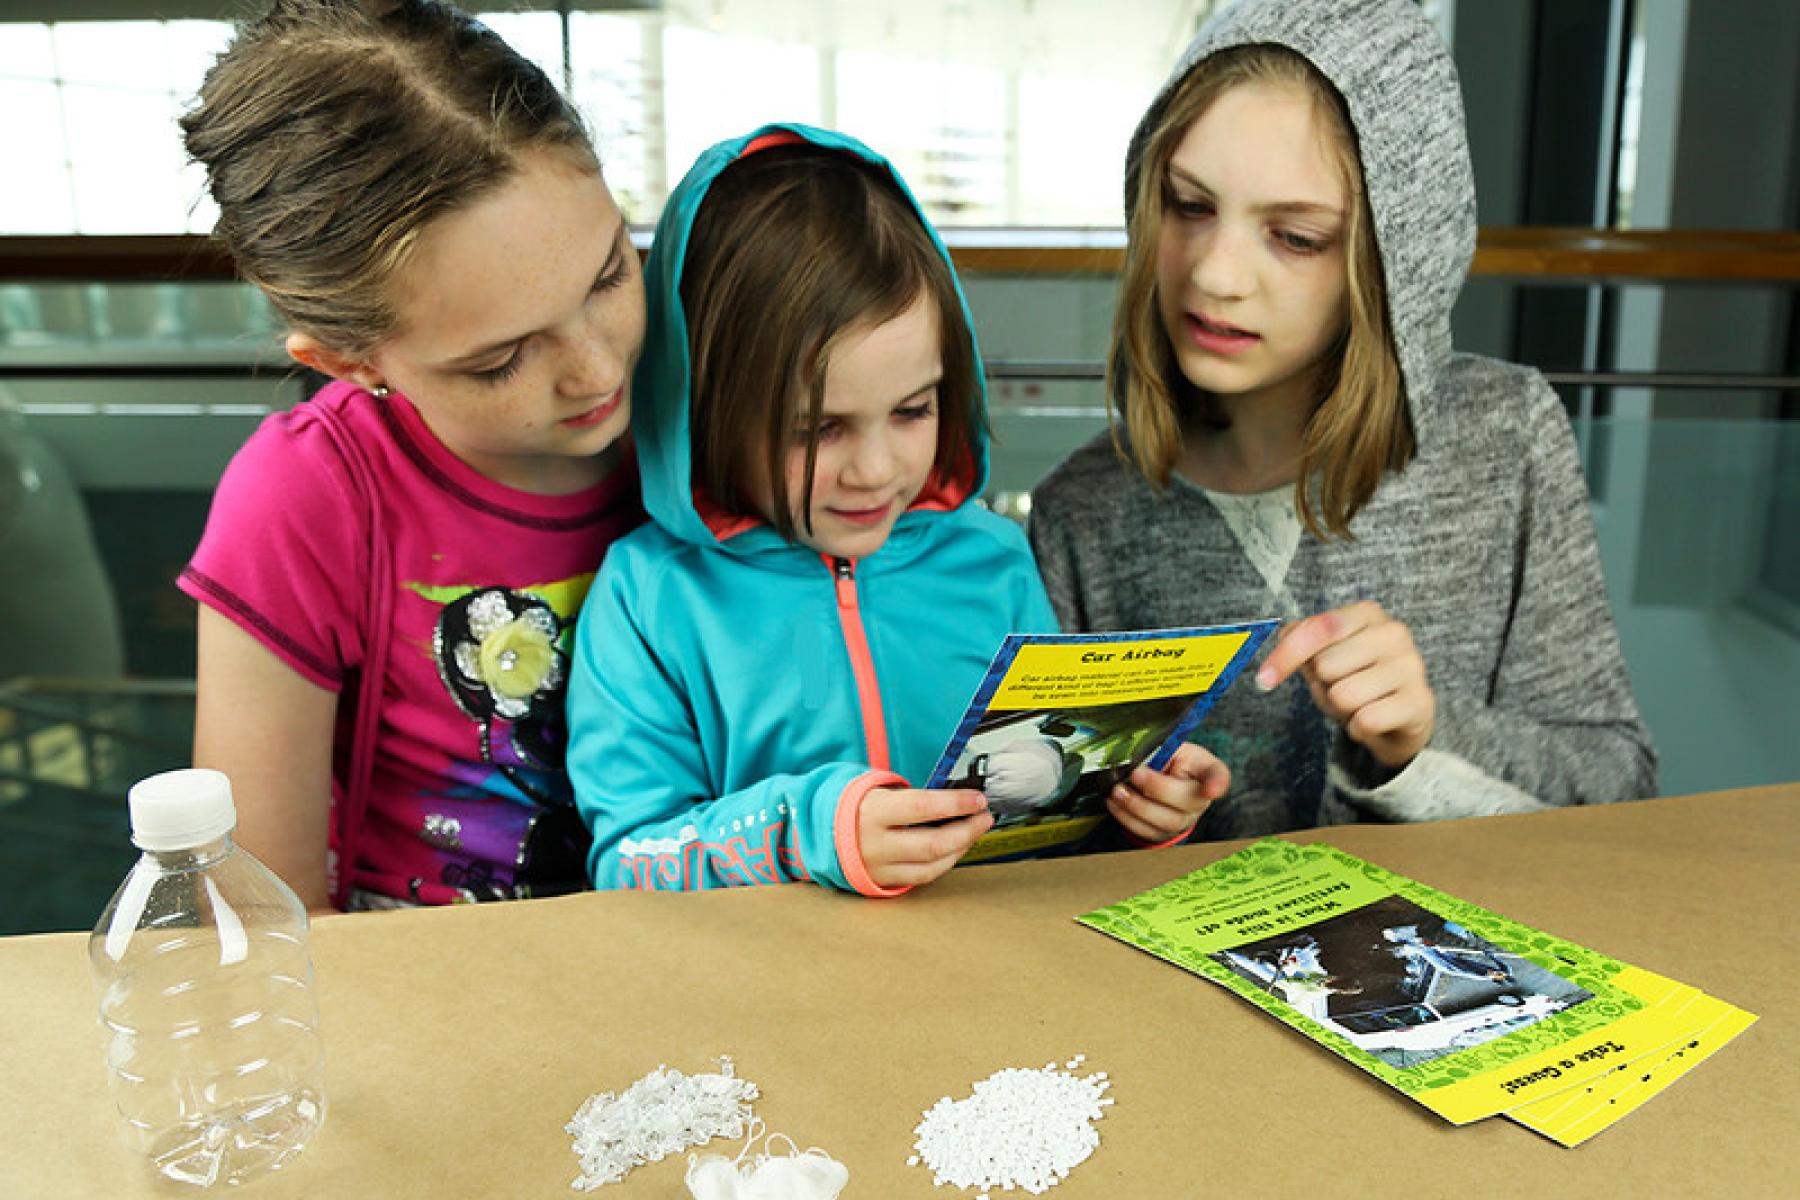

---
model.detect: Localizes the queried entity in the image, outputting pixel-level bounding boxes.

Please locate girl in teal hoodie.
[566,125,1229,896]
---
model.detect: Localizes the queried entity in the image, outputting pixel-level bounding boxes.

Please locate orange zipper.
[829,555,891,770]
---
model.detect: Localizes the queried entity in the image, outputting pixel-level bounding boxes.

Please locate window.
[0,20,230,234]
[0,2,1231,235]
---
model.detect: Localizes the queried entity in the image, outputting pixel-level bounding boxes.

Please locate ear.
[286,332,386,393]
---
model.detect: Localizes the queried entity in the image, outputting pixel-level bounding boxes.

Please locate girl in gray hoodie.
[1028,0,1656,837]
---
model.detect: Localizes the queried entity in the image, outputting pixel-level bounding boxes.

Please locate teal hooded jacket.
[566,124,1059,895]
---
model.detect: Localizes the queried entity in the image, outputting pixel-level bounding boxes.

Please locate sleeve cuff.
[833,769,913,898]
[1331,747,1553,822]
[1125,825,1191,850]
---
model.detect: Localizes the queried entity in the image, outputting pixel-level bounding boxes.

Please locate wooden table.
[6,786,1796,1198]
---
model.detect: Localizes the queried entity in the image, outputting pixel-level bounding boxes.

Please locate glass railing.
[0,678,193,935]
[2,405,1792,935]
[1,259,1795,933]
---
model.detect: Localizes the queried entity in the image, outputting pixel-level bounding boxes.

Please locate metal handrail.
[3,353,1795,393]
[4,361,1795,403]
[980,360,1800,391]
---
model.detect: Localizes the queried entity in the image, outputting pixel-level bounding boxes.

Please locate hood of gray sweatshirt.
[1126,0,1476,451]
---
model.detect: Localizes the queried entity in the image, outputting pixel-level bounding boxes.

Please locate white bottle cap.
[128,768,238,851]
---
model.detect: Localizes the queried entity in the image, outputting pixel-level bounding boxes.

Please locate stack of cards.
[1079,838,1755,1144]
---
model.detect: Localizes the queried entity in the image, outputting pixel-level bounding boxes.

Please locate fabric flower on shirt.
[472,609,560,715]
[444,587,564,717]
[434,587,568,775]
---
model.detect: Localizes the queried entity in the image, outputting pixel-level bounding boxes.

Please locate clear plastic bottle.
[89,769,326,1188]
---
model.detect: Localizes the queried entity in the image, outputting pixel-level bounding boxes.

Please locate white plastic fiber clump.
[567,1057,760,1191]
[911,1057,1113,1195]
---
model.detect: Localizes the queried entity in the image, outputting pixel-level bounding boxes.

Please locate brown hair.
[1114,43,1410,539]
[181,0,598,358]
[679,142,982,542]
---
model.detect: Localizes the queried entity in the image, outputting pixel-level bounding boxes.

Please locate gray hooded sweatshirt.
[1028,0,1657,837]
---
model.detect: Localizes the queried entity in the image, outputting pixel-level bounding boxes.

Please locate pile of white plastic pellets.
[909,1057,1113,1196]
[566,1058,760,1191]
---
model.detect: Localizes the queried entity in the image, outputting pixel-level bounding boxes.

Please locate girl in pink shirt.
[179,0,645,910]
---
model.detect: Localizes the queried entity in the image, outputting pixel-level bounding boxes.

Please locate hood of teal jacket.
[632,122,991,552]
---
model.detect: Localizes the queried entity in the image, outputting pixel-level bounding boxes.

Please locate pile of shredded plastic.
[909,1057,1113,1196]
[567,1058,760,1191]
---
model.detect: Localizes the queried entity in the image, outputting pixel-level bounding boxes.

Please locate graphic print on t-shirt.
[410,572,595,806]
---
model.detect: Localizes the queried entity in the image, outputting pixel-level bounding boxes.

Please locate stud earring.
[370,383,391,399]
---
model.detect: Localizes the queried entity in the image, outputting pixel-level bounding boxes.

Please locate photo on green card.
[1212,893,1595,1070]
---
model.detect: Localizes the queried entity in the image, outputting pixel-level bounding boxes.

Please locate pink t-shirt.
[180,381,644,905]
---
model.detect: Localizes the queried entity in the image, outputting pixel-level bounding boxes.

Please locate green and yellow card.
[1079,838,1753,1137]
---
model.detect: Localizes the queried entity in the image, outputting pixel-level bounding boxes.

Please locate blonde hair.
[181,0,599,358]
[1113,43,1410,539]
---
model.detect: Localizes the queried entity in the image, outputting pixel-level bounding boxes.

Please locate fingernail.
[1256,666,1276,690]
[973,792,989,811]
